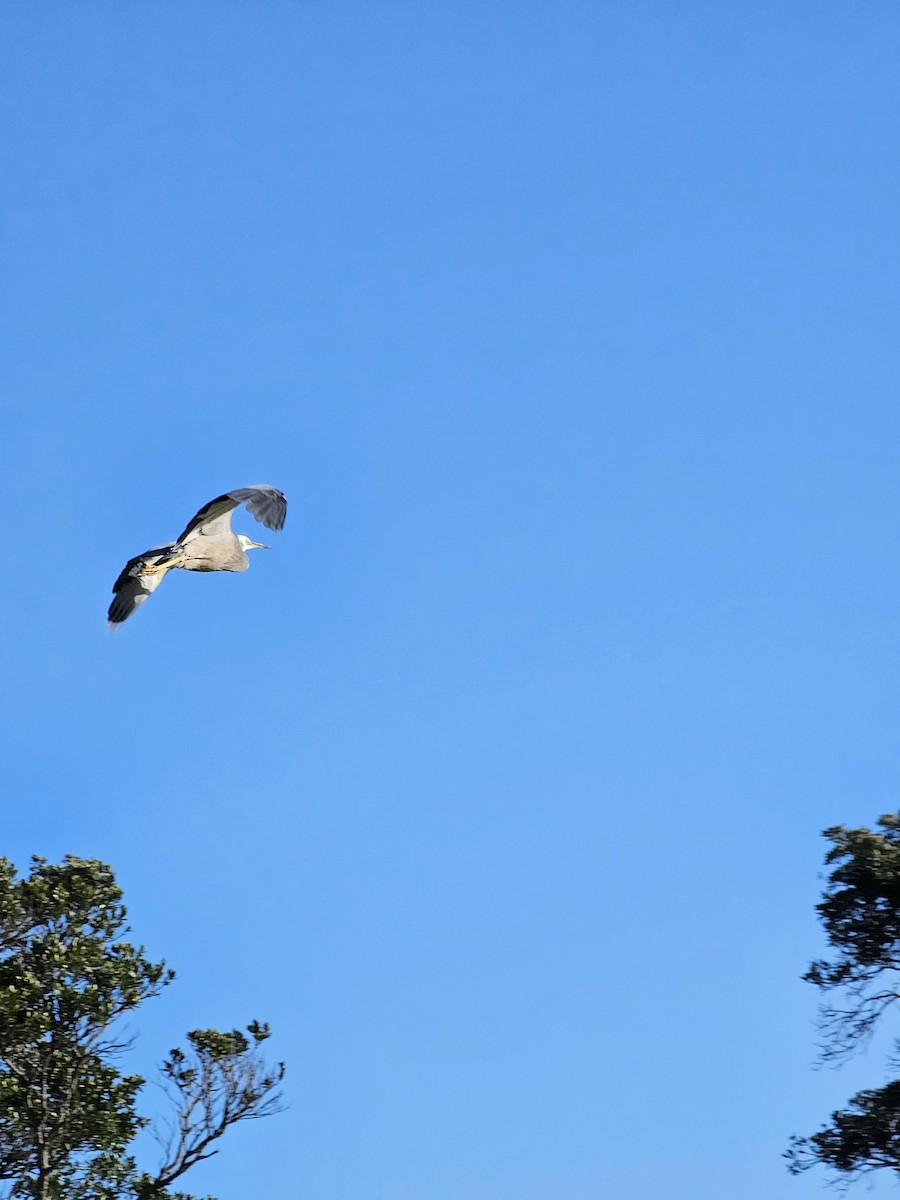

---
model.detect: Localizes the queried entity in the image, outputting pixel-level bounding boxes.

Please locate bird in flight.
[109,485,287,625]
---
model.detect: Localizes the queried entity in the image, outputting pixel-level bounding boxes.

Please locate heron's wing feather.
[108,545,174,625]
[177,485,287,543]
[227,486,287,531]
[176,495,240,543]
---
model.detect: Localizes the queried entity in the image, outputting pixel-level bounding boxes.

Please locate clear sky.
[3,4,900,1197]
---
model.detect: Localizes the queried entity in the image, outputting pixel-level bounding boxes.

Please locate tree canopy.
[788,814,900,1181]
[0,855,284,1200]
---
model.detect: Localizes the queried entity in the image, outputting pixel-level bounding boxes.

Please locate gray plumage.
[109,485,286,625]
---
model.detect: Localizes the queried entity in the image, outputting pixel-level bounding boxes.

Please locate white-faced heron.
[109,485,287,625]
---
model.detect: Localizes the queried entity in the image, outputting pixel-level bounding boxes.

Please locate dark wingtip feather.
[107,598,131,624]
[234,485,287,531]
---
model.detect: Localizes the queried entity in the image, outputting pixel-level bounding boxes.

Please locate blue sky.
[3,3,900,1197]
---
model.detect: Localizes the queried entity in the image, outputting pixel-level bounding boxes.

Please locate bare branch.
[144,1025,285,1197]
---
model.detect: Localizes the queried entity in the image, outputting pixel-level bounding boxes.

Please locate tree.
[787,813,900,1182]
[0,855,284,1200]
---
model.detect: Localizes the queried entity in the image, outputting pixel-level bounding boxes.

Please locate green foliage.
[788,1081,900,1177]
[0,857,284,1200]
[806,815,900,989]
[788,815,900,1181]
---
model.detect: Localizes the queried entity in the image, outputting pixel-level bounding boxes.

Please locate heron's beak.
[250,540,270,550]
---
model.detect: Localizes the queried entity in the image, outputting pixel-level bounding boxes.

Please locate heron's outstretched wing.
[108,545,174,625]
[177,485,287,544]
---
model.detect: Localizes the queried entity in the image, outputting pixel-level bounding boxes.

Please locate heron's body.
[108,485,286,625]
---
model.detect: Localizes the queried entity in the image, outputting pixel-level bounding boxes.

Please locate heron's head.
[238,534,269,552]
